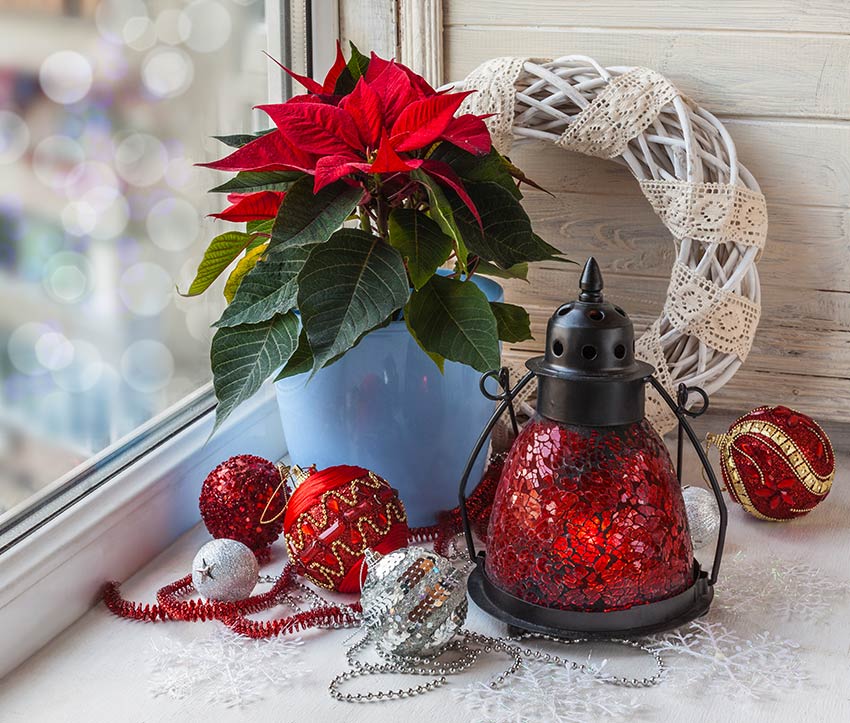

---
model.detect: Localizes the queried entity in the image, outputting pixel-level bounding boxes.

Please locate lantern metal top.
[526,257,655,427]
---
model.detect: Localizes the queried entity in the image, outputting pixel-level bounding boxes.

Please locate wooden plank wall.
[442,1,850,422]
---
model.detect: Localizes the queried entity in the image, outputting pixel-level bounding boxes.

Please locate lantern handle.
[675,384,709,487]
[459,368,536,563]
[647,376,727,586]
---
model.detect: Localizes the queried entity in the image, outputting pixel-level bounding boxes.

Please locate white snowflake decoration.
[458,660,643,723]
[648,620,805,698]
[714,552,848,623]
[148,628,307,708]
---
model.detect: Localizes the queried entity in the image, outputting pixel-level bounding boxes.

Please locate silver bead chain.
[256,574,362,630]
[329,634,489,702]
[484,631,666,689]
[329,629,664,703]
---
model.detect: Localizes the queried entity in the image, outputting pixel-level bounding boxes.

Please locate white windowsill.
[1,413,849,722]
[0,384,287,678]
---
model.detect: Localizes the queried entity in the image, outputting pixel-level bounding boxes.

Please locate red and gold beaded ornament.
[199,455,287,553]
[706,406,834,521]
[279,464,409,593]
[458,258,728,637]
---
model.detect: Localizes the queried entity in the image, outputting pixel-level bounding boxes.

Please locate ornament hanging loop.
[260,463,296,525]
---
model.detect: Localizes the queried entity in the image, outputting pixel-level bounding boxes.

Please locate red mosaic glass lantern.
[459,258,727,636]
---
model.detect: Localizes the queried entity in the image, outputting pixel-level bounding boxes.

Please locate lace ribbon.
[556,68,679,159]
[641,180,768,252]
[664,262,760,361]
[456,56,533,155]
[636,319,678,434]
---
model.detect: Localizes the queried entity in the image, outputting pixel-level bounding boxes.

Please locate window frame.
[0,386,217,554]
[0,0,339,677]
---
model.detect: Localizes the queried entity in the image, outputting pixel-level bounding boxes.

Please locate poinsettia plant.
[187,44,566,430]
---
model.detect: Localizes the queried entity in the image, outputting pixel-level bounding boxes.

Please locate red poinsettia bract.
[210,191,285,222]
[204,48,490,223]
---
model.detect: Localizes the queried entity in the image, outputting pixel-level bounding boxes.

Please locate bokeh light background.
[0,0,268,516]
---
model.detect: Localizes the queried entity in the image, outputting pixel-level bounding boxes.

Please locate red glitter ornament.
[283,465,409,593]
[486,417,693,613]
[199,455,286,553]
[706,405,834,521]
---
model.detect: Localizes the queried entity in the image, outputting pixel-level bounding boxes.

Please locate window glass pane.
[0,0,268,519]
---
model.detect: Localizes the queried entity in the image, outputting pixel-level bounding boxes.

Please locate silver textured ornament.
[683,485,721,549]
[360,546,467,657]
[192,538,259,601]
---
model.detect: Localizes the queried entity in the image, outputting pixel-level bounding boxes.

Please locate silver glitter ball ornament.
[191,538,259,601]
[683,485,721,549]
[360,546,467,657]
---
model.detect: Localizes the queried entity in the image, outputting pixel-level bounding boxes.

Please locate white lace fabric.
[635,319,678,433]
[556,68,679,159]
[664,262,761,361]
[458,56,532,155]
[641,180,768,251]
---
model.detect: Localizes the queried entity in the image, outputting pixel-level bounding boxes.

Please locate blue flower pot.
[275,275,502,526]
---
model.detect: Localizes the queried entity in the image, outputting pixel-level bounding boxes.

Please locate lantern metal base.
[468,556,713,639]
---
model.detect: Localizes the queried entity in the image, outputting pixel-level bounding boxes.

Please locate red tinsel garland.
[102,462,501,639]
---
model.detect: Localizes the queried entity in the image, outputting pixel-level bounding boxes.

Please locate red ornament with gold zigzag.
[282,465,409,592]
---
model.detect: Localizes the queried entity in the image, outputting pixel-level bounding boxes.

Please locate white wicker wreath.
[447,56,767,434]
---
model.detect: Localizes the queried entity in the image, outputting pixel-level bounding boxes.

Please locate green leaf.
[388,208,454,290]
[405,275,500,373]
[490,301,533,343]
[404,313,445,372]
[411,169,468,273]
[333,67,357,95]
[474,260,529,281]
[334,42,371,94]
[297,228,410,370]
[269,177,362,251]
[212,128,275,148]
[224,243,267,303]
[275,328,313,381]
[429,144,522,200]
[247,218,274,235]
[276,315,398,381]
[504,158,552,195]
[211,311,301,433]
[180,231,255,297]
[246,234,268,252]
[210,170,302,194]
[277,315,397,380]
[450,182,566,267]
[215,243,313,328]
[347,42,370,80]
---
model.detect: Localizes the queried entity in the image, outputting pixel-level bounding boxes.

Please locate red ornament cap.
[282,465,409,593]
[707,405,834,521]
[199,454,287,552]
